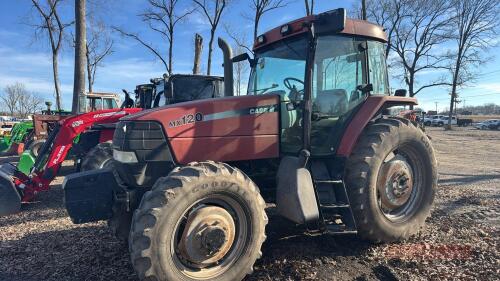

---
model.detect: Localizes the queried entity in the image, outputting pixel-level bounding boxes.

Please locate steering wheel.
[283,77,304,91]
[283,77,305,101]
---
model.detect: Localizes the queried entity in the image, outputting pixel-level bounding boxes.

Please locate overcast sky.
[0,0,498,112]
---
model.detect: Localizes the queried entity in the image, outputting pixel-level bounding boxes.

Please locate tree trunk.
[86,48,92,93]
[408,73,415,110]
[73,0,86,114]
[207,29,215,75]
[254,15,259,41]
[52,52,62,111]
[168,30,173,75]
[193,33,203,75]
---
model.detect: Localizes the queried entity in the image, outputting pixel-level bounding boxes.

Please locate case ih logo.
[249,105,277,115]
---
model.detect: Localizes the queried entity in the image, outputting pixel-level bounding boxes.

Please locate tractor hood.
[119,94,280,164]
[121,94,279,138]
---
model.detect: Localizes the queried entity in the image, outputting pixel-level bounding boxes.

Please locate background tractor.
[0,74,224,216]
[63,9,437,281]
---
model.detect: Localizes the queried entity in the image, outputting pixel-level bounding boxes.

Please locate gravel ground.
[0,127,498,281]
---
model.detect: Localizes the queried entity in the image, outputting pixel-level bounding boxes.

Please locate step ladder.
[310,161,357,234]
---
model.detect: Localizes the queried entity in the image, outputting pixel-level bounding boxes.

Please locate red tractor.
[63,9,437,281]
[0,74,224,216]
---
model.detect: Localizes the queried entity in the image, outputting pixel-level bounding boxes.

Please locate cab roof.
[253,9,387,50]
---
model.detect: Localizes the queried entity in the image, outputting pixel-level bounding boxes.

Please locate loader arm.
[16,108,142,202]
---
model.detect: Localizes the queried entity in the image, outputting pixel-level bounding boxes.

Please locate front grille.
[113,121,174,188]
[113,121,172,162]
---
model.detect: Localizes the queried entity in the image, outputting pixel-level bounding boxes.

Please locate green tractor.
[0,121,34,155]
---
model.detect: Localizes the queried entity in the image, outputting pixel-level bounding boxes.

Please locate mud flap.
[0,164,22,216]
[276,155,319,225]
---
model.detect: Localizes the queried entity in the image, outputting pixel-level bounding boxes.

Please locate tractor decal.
[202,104,278,121]
[168,104,278,128]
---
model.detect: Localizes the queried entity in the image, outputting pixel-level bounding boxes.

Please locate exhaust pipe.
[218,37,234,97]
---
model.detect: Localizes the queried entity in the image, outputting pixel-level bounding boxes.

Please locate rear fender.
[336,96,417,157]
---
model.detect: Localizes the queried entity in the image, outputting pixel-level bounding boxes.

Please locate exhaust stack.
[218,37,234,97]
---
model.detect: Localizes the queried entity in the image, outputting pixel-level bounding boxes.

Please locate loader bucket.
[18,150,36,176]
[0,164,21,216]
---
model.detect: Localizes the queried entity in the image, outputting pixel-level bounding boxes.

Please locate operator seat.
[314,89,348,116]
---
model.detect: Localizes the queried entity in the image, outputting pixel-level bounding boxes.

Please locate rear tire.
[345,117,437,243]
[129,161,268,281]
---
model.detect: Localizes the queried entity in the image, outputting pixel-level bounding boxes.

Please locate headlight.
[113,149,138,163]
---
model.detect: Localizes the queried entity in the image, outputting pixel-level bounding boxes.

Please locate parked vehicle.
[457,118,473,127]
[432,116,457,126]
[487,120,500,130]
[424,115,445,126]
[62,10,437,281]
[475,119,499,130]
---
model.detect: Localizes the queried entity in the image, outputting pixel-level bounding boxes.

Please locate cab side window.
[367,41,389,95]
[313,36,367,117]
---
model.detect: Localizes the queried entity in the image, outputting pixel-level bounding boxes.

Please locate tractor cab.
[78,92,120,113]
[243,9,390,156]
[153,74,224,107]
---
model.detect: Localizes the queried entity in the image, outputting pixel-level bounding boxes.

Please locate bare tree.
[391,0,453,98]
[86,21,113,93]
[193,33,203,74]
[358,0,410,57]
[17,92,44,118]
[446,0,500,128]
[114,0,194,74]
[1,83,24,116]
[73,0,86,114]
[248,0,288,41]
[192,0,227,75]
[1,83,43,118]
[304,0,314,15]
[30,0,72,111]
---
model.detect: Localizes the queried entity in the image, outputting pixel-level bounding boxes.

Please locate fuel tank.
[121,95,280,164]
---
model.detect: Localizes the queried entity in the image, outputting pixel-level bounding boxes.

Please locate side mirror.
[232,53,249,62]
[395,89,407,97]
[232,53,256,67]
[357,83,373,93]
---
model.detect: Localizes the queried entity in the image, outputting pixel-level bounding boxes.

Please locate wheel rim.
[171,193,250,279]
[100,158,113,169]
[377,151,423,223]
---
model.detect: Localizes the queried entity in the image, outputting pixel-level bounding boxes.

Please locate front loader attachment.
[0,164,22,216]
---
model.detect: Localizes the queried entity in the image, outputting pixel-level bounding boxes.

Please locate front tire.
[29,139,45,158]
[129,161,267,281]
[80,142,114,171]
[345,117,437,243]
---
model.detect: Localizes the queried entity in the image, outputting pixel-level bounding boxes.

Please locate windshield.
[248,36,307,100]
[171,77,224,103]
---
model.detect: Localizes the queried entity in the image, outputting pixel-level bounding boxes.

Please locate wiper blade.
[251,83,279,94]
